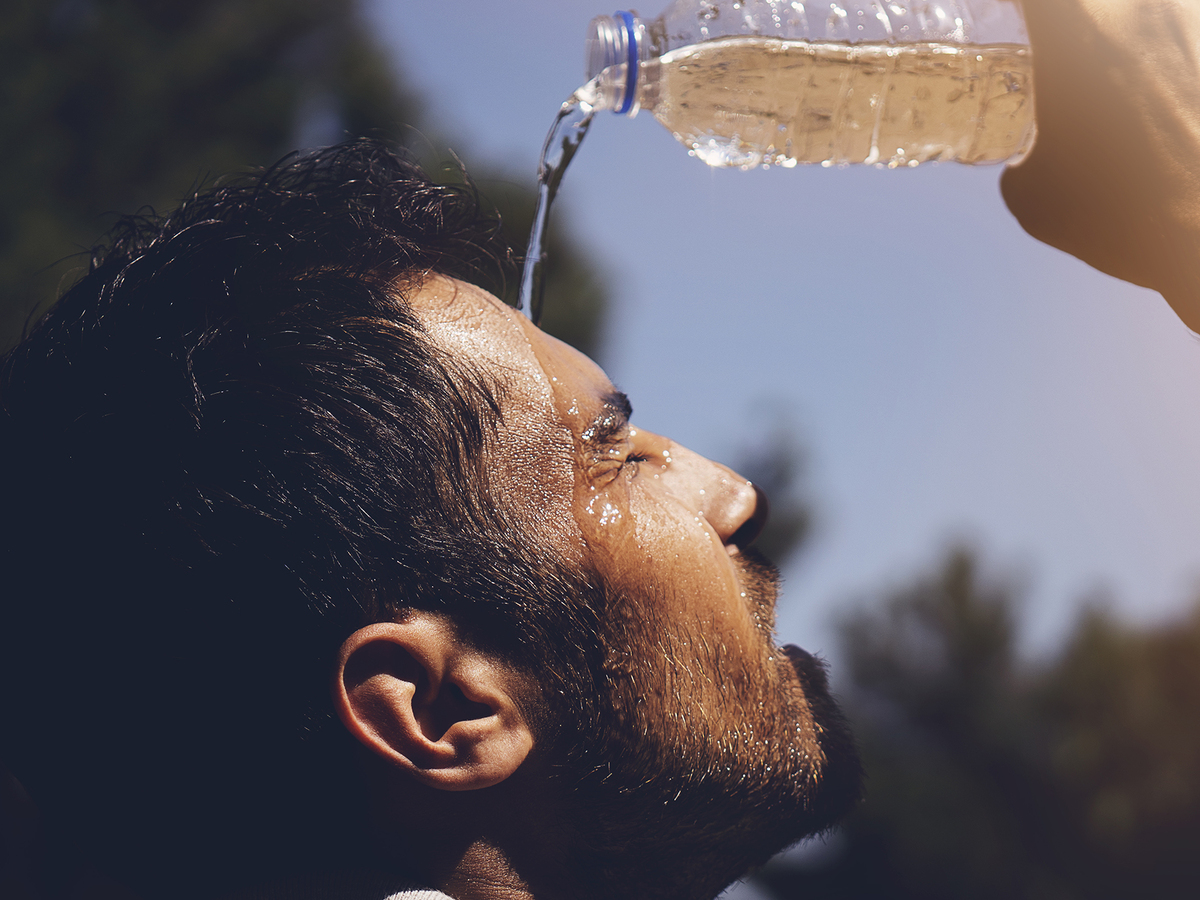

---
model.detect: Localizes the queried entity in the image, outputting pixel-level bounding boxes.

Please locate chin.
[555,576,863,900]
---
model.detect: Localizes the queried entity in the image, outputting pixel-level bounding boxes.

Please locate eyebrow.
[582,390,634,451]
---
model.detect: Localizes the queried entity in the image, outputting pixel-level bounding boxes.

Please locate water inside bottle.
[517,36,1033,320]
[647,37,1035,168]
[518,79,602,324]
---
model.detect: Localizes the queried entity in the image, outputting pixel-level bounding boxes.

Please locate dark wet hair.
[0,140,603,894]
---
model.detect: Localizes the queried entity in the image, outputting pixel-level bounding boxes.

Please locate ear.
[333,613,533,791]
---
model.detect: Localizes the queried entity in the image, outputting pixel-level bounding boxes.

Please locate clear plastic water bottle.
[583,0,1035,168]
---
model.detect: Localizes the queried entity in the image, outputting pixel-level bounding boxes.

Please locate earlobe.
[333,615,533,791]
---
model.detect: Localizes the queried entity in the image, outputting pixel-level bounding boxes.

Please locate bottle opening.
[585,12,640,115]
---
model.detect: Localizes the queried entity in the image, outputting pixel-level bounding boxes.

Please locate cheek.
[582,478,744,623]
[492,422,582,564]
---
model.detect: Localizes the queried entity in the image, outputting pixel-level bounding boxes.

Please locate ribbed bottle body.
[588,1,1035,168]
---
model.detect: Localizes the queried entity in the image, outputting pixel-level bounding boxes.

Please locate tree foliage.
[0,0,605,354]
[756,546,1200,900]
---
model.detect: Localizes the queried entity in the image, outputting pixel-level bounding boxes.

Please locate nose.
[729,483,769,549]
[655,439,767,549]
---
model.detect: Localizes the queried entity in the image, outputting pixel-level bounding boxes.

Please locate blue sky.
[362,0,1200,668]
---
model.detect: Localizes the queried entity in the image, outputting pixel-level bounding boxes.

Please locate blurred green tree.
[1034,603,1200,896]
[0,0,605,354]
[753,546,1200,900]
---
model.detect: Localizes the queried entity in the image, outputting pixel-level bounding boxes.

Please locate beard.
[548,548,862,900]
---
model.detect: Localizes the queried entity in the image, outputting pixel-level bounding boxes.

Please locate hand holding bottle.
[1001,0,1200,330]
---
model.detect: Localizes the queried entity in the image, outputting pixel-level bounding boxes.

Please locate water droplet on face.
[598,501,622,527]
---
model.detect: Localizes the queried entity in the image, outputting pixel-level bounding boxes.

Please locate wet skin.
[400,276,859,900]
[407,275,781,680]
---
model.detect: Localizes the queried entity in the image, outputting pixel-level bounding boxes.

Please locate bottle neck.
[584,11,649,116]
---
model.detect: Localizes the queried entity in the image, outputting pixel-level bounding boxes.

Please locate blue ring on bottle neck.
[615,10,638,114]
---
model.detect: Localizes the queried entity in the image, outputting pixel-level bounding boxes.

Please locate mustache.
[733,546,830,697]
[732,545,782,628]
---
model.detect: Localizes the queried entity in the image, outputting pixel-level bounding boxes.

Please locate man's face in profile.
[410,276,858,890]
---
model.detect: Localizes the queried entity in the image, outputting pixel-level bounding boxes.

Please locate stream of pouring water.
[519,78,601,325]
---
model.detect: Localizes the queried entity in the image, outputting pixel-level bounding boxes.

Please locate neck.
[370,768,585,900]
[411,839,533,900]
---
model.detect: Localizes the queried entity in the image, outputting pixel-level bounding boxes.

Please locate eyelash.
[592,439,647,483]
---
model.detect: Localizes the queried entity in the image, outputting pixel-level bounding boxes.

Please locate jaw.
[533,607,862,900]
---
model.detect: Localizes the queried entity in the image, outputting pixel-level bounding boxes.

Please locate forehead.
[404,275,544,383]
[404,275,606,563]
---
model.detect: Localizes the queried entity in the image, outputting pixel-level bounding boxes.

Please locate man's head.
[0,141,858,900]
